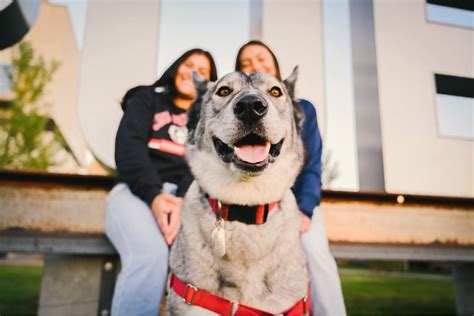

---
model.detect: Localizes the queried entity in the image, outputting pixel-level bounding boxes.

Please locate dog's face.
[186,69,304,205]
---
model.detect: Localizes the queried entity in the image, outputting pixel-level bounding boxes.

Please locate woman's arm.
[115,88,163,207]
[115,88,183,244]
[291,99,323,219]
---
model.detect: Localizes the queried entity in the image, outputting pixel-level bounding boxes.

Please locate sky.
[156,0,250,76]
[49,0,251,74]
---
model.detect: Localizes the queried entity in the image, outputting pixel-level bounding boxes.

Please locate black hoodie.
[115,87,193,206]
[115,48,217,207]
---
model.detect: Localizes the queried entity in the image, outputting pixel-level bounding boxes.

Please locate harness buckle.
[229,301,239,316]
[303,294,310,316]
[183,283,198,305]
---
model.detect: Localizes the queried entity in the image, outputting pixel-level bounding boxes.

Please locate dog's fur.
[168,69,309,315]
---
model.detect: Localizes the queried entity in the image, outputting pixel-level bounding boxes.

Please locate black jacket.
[115,86,193,206]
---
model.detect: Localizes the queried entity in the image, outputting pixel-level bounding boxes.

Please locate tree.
[0,41,65,170]
[322,149,339,189]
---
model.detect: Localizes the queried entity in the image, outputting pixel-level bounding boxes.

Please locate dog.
[168,68,310,315]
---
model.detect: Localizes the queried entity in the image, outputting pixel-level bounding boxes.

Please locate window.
[426,0,474,29]
[434,74,474,140]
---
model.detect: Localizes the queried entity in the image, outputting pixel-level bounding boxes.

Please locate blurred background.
[0,0,472,315]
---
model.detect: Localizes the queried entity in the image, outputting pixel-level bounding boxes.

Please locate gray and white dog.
[168,68,309,315]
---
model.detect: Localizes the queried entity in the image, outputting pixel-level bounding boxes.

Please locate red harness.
[169,273,312,316]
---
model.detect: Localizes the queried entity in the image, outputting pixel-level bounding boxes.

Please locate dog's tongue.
[234,144,270,163]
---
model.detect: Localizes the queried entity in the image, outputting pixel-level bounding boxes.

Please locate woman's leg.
[105,184,169,316]
[301,207,347,316]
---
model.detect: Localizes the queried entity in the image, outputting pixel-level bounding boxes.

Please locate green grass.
[0,264,457,315]
[0,264,43,315]
[340,269,456,315]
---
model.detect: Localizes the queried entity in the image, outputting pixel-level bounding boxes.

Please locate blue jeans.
[301,207,347,316]
[105,184,169,316]
[105,184,346,316]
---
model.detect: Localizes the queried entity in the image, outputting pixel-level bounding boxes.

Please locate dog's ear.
[283,67,303,132]
[188,72,208,144]
[188,72,216,144]
[283,66,298,99]
[292,100,304,133]
[186,95,202,144]
[193,71,209,96]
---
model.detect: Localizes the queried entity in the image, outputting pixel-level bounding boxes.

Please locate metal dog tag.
[211,218,226,257]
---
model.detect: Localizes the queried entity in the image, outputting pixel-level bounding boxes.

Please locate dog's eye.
[269,86,282,98]
[216,86,232,97]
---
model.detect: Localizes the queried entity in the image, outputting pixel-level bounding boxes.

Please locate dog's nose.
[234,95,268,123]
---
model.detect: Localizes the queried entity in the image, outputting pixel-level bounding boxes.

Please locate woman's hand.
[151,193,183,245]
[300,212,312,234]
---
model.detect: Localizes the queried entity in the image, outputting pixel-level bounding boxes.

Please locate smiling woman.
[104,49,217,316]
[235,40,347,315]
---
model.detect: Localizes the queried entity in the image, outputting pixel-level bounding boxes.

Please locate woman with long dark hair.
[235,40,346,316]
[105,48,217,316]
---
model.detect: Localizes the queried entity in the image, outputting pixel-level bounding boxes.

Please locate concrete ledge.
[2,233,474,262]
[330,243,474,262]
[1,170,473,260]
[0,233,116,255]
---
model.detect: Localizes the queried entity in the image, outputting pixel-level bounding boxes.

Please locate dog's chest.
[173,233,306,313]
[169,192,308,312]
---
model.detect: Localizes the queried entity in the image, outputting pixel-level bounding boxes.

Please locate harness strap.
[169,273,312,315]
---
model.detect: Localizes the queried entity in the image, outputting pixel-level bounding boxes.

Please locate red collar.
[169,273,311,316]
[207,196,278,225]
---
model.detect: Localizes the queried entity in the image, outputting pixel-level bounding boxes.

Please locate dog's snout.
[234,95,268,123]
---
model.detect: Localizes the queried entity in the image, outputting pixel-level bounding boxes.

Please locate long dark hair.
[121,48,218,109]
[234,40,282,80]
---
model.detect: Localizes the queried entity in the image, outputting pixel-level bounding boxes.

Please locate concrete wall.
[373,0,474,197]
[77,1,161,169]
[2,0,472,197]
[261,0,326,135]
